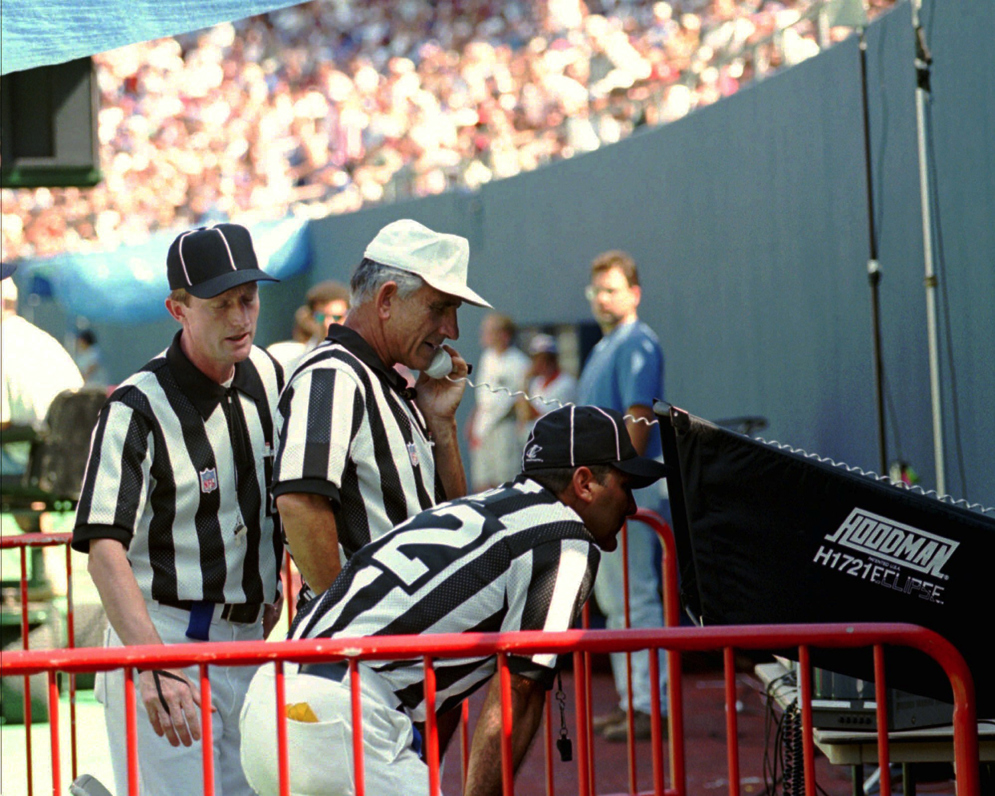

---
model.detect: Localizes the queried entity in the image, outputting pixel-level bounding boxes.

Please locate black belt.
[299,661,348,682]
[157,598,262,625]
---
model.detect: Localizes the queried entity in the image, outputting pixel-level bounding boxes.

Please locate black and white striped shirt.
[272,325,441,602]
[290,476,600,721]
[72,332,284,607]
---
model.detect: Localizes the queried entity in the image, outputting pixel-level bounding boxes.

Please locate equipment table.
[756,662,995,796]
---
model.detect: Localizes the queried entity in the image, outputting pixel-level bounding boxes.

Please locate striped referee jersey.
[290,476,601,721]
[72,332,284,607]
[273,325,442,601]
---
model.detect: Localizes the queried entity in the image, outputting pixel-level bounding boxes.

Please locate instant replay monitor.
[655,402,995,717]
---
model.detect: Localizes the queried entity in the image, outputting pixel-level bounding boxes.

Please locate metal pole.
[911,0,946,494]
[858,26,888,476]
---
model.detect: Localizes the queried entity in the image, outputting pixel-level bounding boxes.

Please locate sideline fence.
[1,530,76,796]
[3,622,979,796]
[2,515,981,796]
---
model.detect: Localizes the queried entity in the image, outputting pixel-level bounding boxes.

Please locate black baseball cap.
[522,405,671,489]
[167,224,278,299]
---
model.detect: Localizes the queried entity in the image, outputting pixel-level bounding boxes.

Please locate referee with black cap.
[72,224,284,796]
[241,404,669,796]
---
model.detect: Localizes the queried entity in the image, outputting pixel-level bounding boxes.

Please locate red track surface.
[445,658,856,796]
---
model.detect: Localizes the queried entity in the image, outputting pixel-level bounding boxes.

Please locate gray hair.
[350,258,424,306]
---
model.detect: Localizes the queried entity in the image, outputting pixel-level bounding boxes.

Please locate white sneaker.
[69,774,114,796]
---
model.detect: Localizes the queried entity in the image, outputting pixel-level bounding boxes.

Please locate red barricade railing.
[3,535,307,796]
[0,530,77,796]
[576,507,682,796]
[2,509,696,796]
[3,622,980,796]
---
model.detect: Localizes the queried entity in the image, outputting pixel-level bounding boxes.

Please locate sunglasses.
[314,311,346,324]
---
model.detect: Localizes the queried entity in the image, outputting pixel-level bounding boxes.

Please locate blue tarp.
[18,217,311,324]
[1,0,305,75]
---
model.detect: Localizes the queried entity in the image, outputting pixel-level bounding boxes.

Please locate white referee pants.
[96,602,263,796]
[239,664,435,796]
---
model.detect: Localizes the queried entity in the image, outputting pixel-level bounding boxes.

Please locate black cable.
[763,672,796,795]
[762,677,776,792]
[924,88,969,499]
[783,702,804,796]
[763,674,786,794]
[772,706,787,795]
[870,22,904,470]
[873,23,890,265]
[882,365,904,462]
[763,681,782,794]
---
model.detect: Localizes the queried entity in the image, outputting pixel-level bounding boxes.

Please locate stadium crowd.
[1,0,895,263]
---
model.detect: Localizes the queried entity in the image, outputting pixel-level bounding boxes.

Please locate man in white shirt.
[1,277,84,471]
[467,312,530,490]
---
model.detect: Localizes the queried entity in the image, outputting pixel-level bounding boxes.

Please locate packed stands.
[1,0,897,263]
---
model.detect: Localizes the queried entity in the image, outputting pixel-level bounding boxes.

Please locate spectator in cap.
[240,405,669,796]
[273,219,490,619]
[515,332,579,439]
[467,312,531,491]
[71,223,285,796]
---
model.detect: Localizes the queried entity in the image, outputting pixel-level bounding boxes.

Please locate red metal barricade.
[576,508,683,796]
[3,622,980,796]
[0,530,77,796]
[4,533,302,796]
[2,509,693,796]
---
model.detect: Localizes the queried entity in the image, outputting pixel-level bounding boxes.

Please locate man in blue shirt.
[577,250,669,741]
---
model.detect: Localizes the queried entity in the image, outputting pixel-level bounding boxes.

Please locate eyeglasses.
[584,285,624,301]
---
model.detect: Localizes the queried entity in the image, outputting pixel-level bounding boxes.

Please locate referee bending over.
[241,405,670,796]
[72,224,285,796]
[273,218,492,605]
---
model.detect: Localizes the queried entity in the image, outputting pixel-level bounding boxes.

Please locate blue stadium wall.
[305,1,995,504]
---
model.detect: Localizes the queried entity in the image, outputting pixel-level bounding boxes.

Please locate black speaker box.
[1,58,101,188]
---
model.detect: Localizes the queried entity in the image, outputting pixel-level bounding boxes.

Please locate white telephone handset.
[424,348,454,380]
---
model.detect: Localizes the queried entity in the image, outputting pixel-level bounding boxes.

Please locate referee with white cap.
[273,218,491,607]
[72,224,285,796]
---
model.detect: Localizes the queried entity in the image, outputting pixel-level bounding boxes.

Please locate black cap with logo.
[167,224,278,299]
[522,405,670,489]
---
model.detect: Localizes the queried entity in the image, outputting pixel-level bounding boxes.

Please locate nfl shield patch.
[199,468,218,493]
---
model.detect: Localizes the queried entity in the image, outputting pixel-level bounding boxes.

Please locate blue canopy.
[19,217,311,324]
[1,0,305,75]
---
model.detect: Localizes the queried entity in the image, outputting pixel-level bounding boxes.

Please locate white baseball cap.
[529,333,558,356]
[364,219,492,308]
